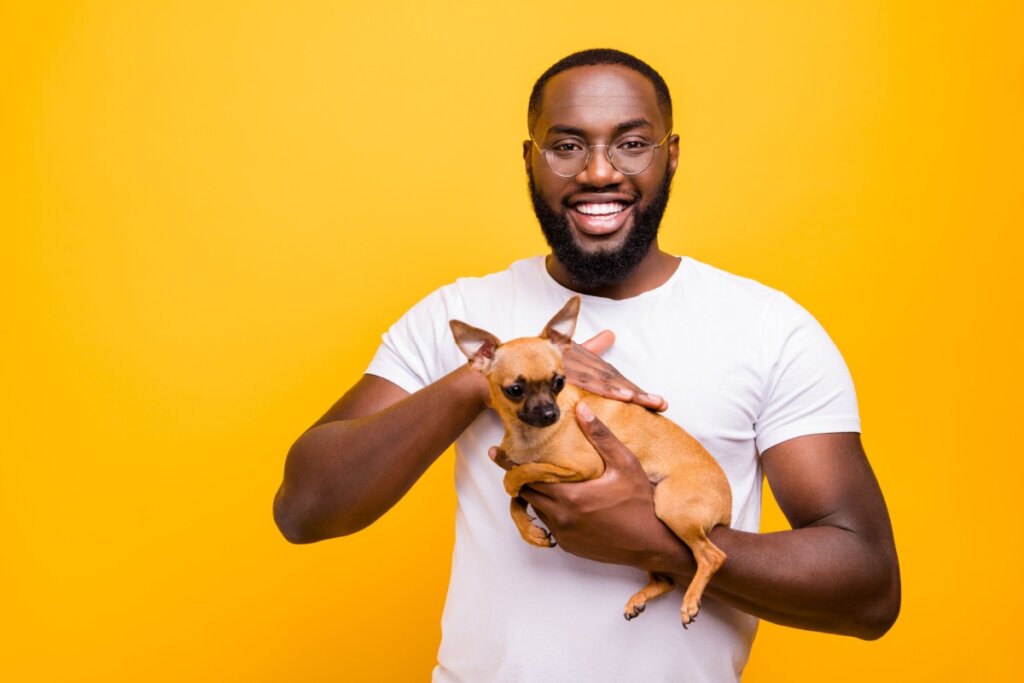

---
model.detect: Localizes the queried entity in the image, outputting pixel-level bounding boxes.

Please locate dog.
[449,296,732,627]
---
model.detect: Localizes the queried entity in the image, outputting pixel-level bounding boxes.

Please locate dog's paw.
[524,524,555,548]
[681,599,701,629]
[624,600,646,621]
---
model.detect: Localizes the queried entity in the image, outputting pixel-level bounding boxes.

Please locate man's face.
[525,65,679,288]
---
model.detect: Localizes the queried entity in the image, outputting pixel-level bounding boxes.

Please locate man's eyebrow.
[543,119,654,138]
[546,124,587,137]
[612,118,653,134]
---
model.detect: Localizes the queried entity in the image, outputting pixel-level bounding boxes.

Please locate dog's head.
[450,296,580,429]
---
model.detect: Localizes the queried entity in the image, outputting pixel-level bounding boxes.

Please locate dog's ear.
[540,296,580,350]
[450,320,501,372]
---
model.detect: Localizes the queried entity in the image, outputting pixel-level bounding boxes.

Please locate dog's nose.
[519,403,560,428]
[535,405,559,427]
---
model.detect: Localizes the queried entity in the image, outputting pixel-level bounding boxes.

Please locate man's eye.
[503,385,525,400]
[551,142,584,155]
[616,139,651,154]
[551,375,565,393]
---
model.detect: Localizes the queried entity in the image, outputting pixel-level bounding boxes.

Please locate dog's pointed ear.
[450,320,501,372]
[540,296,580,350]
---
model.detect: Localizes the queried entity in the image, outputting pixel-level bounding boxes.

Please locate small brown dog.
[450,296,732,627]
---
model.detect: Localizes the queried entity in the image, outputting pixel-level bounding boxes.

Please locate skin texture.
[273,62,900,639]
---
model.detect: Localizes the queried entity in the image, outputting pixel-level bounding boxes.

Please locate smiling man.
[527,60,677,297]
[274,49,900,682]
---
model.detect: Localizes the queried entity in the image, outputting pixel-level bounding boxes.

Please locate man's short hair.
[527,48,673,133]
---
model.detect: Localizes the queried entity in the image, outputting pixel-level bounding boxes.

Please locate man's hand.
[568,331,669,412]
[490,401,690,572]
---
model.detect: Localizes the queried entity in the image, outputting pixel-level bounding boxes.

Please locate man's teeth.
[574,202,626,216]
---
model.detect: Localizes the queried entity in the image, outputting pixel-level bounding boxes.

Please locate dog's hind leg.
[653,480,729,627]
[675,529,727,626]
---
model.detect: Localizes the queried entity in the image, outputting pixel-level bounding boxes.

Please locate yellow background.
[3,1,1021,681]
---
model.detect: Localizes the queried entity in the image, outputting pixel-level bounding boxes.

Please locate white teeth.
[575,202,626,216]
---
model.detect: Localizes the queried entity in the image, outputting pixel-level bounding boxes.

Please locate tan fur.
[451,298,733,628]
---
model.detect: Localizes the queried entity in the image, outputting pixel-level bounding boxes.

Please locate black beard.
[529,171,672,289]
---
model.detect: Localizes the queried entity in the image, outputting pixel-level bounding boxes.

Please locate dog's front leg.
[509,496,555,547]
[503,463,586,497]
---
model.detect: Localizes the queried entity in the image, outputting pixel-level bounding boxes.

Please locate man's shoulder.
[423,255,548,309]
[391,255,549,328]
[679,256,786,311]
[447,256,545,290]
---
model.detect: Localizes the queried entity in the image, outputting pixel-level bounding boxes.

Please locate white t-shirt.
[366,255,860,683]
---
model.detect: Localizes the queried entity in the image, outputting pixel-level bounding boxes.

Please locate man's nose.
[576,146,623,187]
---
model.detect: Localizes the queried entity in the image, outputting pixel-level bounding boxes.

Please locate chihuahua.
[449,296,732,627]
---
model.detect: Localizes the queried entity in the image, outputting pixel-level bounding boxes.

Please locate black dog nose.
[536,406,558,426]
[519,404,560,428]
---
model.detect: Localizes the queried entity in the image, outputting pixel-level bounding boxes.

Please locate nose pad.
[519,403,560,428]
[536,405,559,427]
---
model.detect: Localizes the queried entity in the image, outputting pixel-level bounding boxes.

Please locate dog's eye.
[503,384,525,400]
[551,375,565,393]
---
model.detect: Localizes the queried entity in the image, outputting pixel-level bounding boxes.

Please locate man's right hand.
[565,330,668,412]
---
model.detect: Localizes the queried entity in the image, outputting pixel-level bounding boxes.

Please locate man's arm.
[503,403,900,639]
[272,366,488,543]
[272,331,657,545]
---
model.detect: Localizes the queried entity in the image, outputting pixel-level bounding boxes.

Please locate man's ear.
[523,139,533,174]
[449,320,501,372]
[540,296,580,350]
[667,132,680,178]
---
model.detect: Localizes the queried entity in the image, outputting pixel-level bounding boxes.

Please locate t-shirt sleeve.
[365,286,465,394]
[754,293,861,454]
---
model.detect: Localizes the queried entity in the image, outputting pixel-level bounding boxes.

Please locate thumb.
[575,401,638,471]
[488,446,515,472]
[579,329,615,356]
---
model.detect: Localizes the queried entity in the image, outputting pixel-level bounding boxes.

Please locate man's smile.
[567,196,636,237]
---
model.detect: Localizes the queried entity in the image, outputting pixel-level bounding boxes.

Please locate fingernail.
[616,388,634,398]
[577,401,595,422]
[645,393,663,404]
[487,447,497,461]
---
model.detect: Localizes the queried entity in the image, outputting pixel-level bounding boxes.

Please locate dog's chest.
[502,424,603,474]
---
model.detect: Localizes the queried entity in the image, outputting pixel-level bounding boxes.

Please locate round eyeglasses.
[530,130,672,178]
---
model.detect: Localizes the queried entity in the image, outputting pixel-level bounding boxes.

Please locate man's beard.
[529,171,672,289]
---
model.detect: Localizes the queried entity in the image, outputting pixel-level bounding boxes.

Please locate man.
[273,49,900,682]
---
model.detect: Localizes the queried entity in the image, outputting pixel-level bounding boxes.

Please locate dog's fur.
[450,296,732,626]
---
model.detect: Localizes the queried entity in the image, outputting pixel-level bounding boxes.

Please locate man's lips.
[567,199,635,236]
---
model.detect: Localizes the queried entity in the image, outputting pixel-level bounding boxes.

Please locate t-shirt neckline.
[534,254,690,305]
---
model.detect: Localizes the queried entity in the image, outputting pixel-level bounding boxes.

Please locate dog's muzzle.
[518,404,560,428]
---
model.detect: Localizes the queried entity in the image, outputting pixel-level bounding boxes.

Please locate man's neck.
[545,247,681,300]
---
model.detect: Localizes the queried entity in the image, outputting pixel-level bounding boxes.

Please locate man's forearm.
[521,414,900,640]
[274,366,486,543]
[538,492,900,639]
[649,524,900,639]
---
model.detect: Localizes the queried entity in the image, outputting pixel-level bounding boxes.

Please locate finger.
[575,401,641,470]
[568,372,667,412]
[565,349,639,400]
[565,344,668,412]
[579,329,615,356]
[488,446,514,472]
[634,392,669,412]
[518,484,556,506]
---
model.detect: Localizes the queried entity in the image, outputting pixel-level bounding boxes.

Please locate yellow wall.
[4,2,1021,680]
